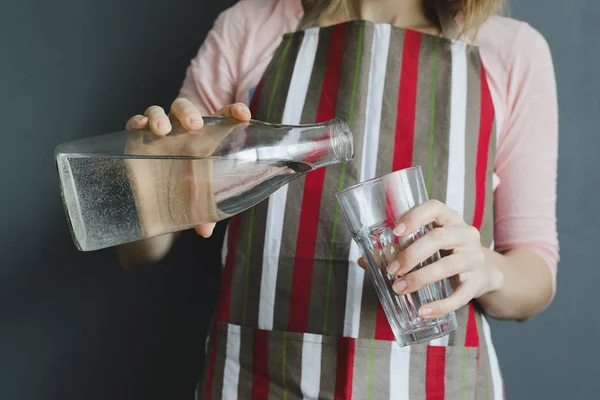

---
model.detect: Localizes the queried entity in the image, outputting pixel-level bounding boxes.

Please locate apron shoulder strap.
[297,0,329,30]
[433,0,460,40]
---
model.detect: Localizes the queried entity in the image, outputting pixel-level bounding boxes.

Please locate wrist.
[482,247,505,295]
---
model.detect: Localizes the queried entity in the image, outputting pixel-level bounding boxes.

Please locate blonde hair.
[303,0,504,33]
[446,0,504,32]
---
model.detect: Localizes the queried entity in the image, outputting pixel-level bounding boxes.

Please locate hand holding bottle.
[115,100,251,269]
[124,99,252,238]
[56,101,350,265]
[125,98,251,136]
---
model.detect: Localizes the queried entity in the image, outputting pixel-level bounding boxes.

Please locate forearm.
[116,233,176,270]
[477,247,554,321]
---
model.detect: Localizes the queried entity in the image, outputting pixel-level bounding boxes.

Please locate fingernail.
[190,114,203,126]
[419,307,432,317]
[394,222,407,236]
[238,106,251,118]
[393,279,407,294]
[156,118,168,130]
[387,260,401,275]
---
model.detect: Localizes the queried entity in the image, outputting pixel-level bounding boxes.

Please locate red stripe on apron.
[204,335,218,400]
[472,63,494,230]
[302,147,329,165]
[465,62,492,375]
[374,30,422,341]
[335,337,356,399]
[464,303,480,347]
[374,307,394,341]
[204,215,242,399]
[251,329,270,399]
[288,23,346,333]
[392,30,421,172]
[375,193,394,341]
[426,346,446,400]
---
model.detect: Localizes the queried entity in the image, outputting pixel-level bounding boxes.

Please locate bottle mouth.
[329,119,354,162]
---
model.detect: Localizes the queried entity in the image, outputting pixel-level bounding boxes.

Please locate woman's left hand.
[369,200,504,319]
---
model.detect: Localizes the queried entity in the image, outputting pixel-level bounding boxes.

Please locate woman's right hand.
[124,99,252,239]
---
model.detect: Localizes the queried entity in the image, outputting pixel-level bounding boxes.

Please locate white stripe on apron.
[390,342,411,399]
[445,40,468,218]
[221,324,241,399]
[301,333,323,399]
[481,314,504,400]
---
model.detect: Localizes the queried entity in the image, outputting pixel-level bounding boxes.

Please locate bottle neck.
[294,118,354,170]
[222,118,354,170]
[328,118,354,164]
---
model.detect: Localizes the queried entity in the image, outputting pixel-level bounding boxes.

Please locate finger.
[357,257,366,269]
[170,98,204,131]
[214,103,251,121]
[125,114,149,130]
[391,252,471,295]
[418,281,478,319]
[144,105,171,136]
[393,199,464,237]
[388,225,480,276]
[194,223,216,238]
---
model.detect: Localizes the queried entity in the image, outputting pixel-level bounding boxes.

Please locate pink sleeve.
[493,24,559,300]
[178,2,248,114]
[178,0,302,113]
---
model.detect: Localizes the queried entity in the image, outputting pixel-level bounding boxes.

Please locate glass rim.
[335,166,422,199]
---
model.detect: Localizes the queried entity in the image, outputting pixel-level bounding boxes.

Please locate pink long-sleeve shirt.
[179,0,559,299]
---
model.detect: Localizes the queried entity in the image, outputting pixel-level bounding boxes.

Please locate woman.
[119,0,559,398]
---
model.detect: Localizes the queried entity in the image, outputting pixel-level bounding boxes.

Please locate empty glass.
[336,166,457,347]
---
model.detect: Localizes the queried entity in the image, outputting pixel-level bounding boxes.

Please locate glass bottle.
[55,117,353,251]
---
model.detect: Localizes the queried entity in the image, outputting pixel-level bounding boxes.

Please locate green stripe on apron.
[426,36,440,196]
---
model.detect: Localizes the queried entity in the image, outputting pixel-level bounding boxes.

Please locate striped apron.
[200,1,504,399]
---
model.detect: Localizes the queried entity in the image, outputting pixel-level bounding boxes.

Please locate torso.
[199,2,506,398]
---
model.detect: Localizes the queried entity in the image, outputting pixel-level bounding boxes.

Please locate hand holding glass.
[336,166,458,347]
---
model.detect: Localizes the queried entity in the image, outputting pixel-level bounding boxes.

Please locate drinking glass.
[336,166,457,347]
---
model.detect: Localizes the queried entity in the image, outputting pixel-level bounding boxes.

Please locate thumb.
[195,223,217,238]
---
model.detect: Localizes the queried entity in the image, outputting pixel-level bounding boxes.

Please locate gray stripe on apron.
[462,48,482,227]
[411,33,436,186]
[429,38,453,202]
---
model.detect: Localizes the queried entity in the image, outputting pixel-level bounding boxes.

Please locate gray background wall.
[1,0,598,399]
